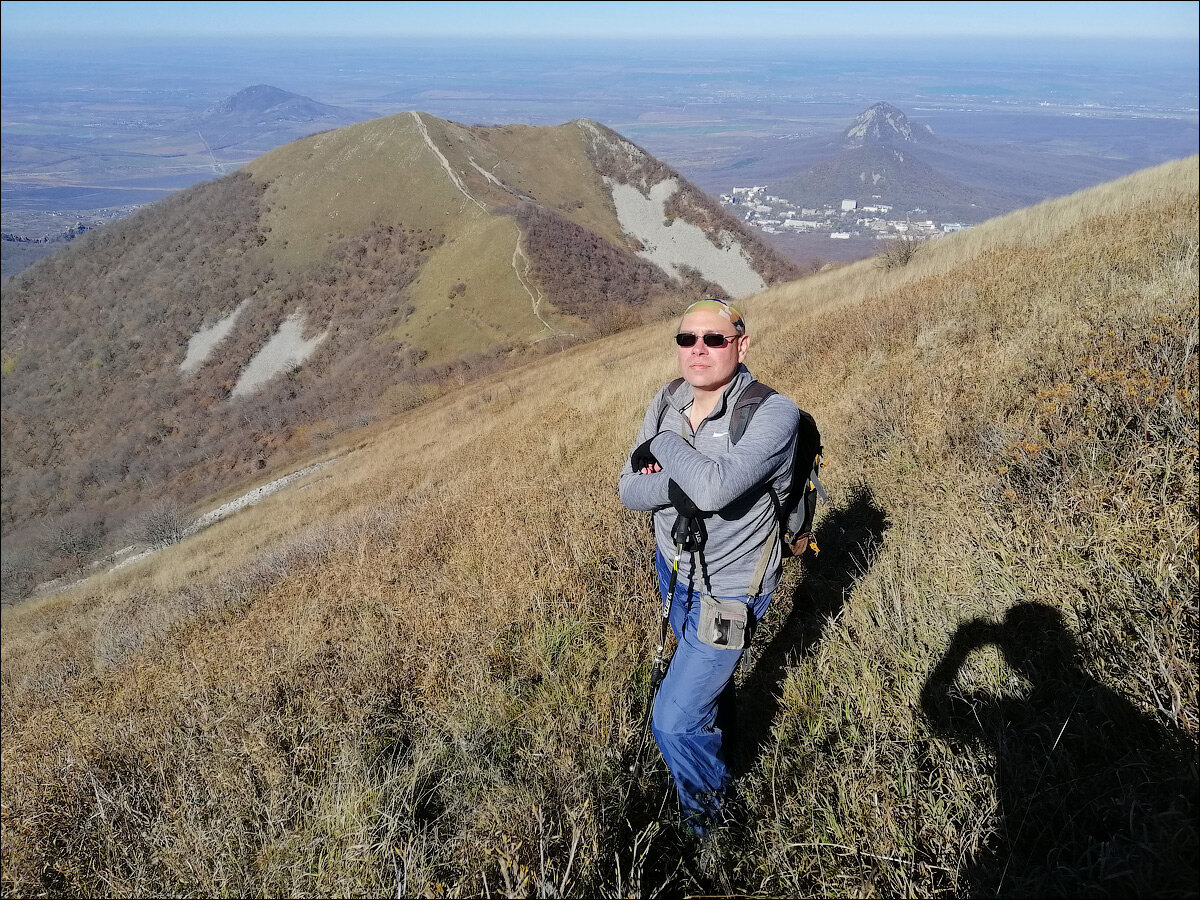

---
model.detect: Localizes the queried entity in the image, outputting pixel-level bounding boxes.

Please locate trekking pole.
[628,514,705,786]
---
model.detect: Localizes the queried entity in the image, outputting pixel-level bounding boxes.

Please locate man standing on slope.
[618,298,800,833]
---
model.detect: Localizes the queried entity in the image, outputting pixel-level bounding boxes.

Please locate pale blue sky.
[1,0,1197,41]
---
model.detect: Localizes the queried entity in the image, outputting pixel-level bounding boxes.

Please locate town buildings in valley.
[720,185,970,242]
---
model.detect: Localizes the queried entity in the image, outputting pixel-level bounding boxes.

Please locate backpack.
[656,378,827,557]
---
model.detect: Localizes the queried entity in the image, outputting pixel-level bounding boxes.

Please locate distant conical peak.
[843,102,935,146]
[220,85,299,108]
[236,84,291,98]
[206,84,341,119]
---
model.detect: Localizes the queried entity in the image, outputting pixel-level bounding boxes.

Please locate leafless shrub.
[0,544,45,604]
[588,303,644,338]
[38,512,106,570]
[645,292,691,322]
[673,264,726,301]
[122,500,192,549]
[876,233,925,270]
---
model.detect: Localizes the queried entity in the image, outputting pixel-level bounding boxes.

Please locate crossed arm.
[618,391,799,514]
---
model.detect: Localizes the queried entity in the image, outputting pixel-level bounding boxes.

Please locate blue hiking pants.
[651,549,773,829]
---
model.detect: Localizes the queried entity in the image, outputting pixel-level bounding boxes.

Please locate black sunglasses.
[675,331,742,348]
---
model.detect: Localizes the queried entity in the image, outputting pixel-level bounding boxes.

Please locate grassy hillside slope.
[246,113,571,356]
[2,157,1196,897]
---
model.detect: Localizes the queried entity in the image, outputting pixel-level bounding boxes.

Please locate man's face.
[676,310,748,392]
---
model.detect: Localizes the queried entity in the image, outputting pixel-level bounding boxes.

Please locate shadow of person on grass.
[726,480,890,775]
[921,603,1198,898]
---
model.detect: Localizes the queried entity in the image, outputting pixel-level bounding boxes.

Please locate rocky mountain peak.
[843,101,935,147]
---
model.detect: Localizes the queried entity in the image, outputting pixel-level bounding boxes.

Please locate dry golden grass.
[248,113,461,272]
[394,214,574,361]
[446,119,628,249]
[2,157,1196,898]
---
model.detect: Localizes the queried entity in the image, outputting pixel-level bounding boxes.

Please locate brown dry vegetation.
[0,175,268,534]
[0,178,445,592]
[500,202,685,325]
[1,157,1196,897]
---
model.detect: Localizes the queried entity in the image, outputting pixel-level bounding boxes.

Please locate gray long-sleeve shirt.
[618,365,800,599]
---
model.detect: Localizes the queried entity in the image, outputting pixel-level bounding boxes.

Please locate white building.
[841,199,857,211]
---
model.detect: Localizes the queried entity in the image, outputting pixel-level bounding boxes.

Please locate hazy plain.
[2,35,1197,255]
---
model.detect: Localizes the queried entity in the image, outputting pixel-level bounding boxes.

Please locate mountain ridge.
[0,111,798,585]
[202,84,351,125]
[754,101,1151,222]
[196,84,360,153]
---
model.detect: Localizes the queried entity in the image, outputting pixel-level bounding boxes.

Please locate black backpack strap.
[729,380,776,445]
[785,410,826,556]
[655,377,687,432]
[730,381,780,597]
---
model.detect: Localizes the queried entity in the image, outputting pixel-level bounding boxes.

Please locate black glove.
[668,479,703,518]
[630,437,659,471]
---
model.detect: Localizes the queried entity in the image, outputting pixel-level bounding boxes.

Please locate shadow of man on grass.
[921,603,1198,897]
[727,480,890,775]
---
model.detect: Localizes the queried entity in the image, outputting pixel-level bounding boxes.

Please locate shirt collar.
[667,364,754,418]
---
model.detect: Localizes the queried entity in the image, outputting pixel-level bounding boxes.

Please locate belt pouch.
[697,594,752,650]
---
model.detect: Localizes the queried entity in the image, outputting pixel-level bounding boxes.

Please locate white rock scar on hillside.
[231,312,327,398]
[180,299,249,373]
[606,177,766,298]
